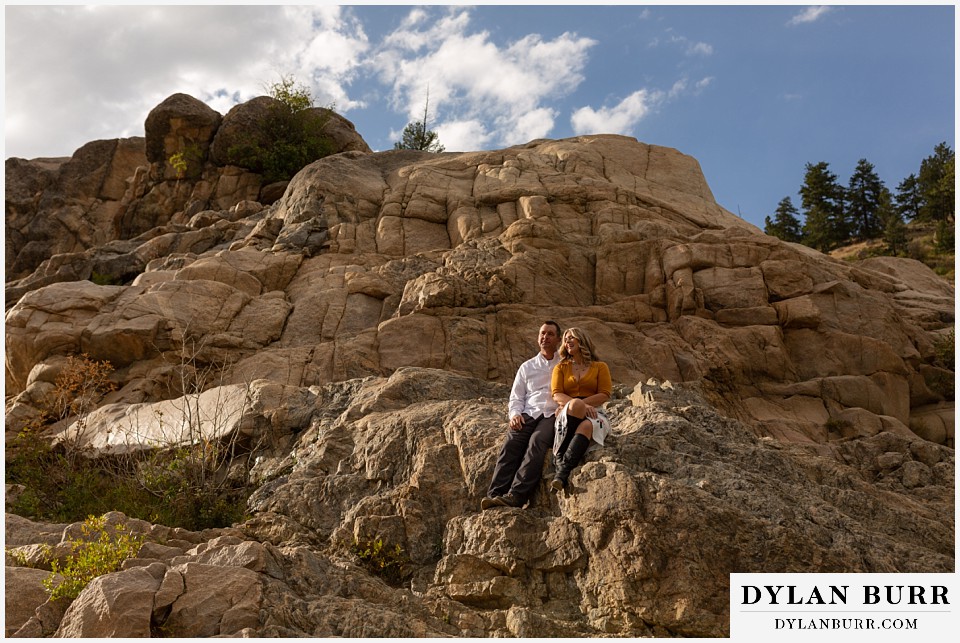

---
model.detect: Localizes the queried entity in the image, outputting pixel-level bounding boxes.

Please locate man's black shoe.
[493,493,523,508]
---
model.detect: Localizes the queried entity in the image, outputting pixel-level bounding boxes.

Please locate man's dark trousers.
[487,413,555,502]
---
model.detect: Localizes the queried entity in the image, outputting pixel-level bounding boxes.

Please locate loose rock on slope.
[5,371,953,637]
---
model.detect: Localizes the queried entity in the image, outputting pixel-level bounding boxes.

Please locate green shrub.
[132,443,250,530]
[6,547,32,568]
[6,445,249,530]
[933,329,955,371]
[5,353,252,531]
[90,271,121,286]
[5,353,118,516]
[351,535,411,586]
[227,75,335,183]
[167,142,204,180]
[824,417,853,434]
[168,151,188,179]
[43,515,144,601]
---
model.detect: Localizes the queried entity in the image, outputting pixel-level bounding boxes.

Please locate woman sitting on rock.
[550,327,612,492]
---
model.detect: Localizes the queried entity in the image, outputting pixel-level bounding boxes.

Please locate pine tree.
[799,162,847,251]
[764,196,804,243]
[394,93,445,153]
[894,174,923,221]
[917,142,955,222]
[936,154,955,219]
[935,219,955,253]
[878,188,907,255]
[846,158,886,240]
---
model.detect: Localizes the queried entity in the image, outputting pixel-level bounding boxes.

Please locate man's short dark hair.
[542,320,562,336]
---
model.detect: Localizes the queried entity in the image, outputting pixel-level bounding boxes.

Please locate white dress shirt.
[508,352,561,420]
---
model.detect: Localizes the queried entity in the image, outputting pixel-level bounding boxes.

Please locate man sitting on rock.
[482,321,562,509]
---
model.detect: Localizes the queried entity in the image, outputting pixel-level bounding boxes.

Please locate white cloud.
[570,89,663,136]
[787,6,833,26]
[695,77,715,93]
[371,7,595,149]
[572,70,712,137]
[436,119,493,152]
[663,30,715,56]
[688,42,715,56]
[4,5,369,159]
[668,79,688,100]
[503,107,558,146]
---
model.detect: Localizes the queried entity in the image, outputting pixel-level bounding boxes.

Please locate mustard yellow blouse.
[551,360,612,400]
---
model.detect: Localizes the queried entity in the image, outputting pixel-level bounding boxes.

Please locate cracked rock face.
[4,98,954,637]
[6,134,953,448]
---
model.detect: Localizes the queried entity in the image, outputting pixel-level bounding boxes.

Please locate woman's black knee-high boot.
[551,433,590,491]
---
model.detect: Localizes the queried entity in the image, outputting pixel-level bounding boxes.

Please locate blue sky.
[3,3,955,230]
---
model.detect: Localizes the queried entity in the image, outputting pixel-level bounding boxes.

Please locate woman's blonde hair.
[559,327,600,363]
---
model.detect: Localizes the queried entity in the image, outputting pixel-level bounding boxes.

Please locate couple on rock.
[482,321,612,509]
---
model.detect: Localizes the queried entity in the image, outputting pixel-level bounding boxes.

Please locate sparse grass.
[832,222,954,283]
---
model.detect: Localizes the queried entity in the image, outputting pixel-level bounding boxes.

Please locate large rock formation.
[4,92,370,285]
[4,95,954,636]
[143,92,223,169]
[4,138,148,281]
[6,133,953,447]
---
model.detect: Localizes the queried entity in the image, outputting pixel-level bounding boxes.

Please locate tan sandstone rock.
[4,138,148,280]
[8,133,951,446]
[4,567,56,637]
[143,93,222,174]
[55,567,161,637]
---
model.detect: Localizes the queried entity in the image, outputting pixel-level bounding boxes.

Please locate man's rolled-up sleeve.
[508,364,527,420]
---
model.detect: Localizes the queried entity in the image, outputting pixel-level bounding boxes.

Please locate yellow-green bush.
[43,515,144,601]
[351,535,411,586]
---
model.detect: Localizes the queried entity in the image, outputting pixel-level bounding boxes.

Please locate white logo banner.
[730,573,957,641]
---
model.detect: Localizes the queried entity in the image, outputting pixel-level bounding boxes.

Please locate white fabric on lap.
[553,401,612,456]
